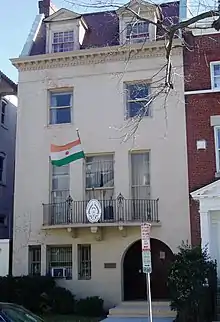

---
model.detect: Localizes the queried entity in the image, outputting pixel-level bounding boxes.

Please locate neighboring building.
[184,22,220,274]
[0,71,17,276]
[11,0,190,309]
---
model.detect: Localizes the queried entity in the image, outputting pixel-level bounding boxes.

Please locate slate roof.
[30,1,179,56]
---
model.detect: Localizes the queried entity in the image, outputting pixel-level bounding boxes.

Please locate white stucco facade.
[12,33,190,306]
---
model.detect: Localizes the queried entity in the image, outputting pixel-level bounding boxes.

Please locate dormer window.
[52,31,74,53]
[126,21,149,43]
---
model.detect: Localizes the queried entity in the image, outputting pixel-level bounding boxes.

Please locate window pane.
[127,83,149,100]
[86,155,114,188]
[217,129,220,149]
[128,101,145,117]
[138,22,149,34]
[47,246,72,278]
[52,176,69,191]
[131,153,150,186]
[52,164,69,176]
[50,93,72,108]
[78,244,91,280]
[214,64,220,76]
[214,76,220,88]
[126,23,132,37]
[50,108,71,124]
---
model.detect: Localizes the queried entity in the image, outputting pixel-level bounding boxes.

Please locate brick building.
[184,22,220,274]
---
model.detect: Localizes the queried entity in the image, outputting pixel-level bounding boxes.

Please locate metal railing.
[43,194,159,226]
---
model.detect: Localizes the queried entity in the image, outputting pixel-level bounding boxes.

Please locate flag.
[50,138,85,167]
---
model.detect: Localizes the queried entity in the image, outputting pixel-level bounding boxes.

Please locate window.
[51,164,70,203]
[28,246,41,276]
[0,215,7,227]
[49,91,72,125]
[78,244,91,280]
[47,246,72,278]
[85,155,114,200]
[1,100,6,125]
[52,31,74,53]
[126,21,149,43]
[131,152,150,199]
[214,126,220,172]
[211,63,220,89]
[0,152,6,183]
[126,82,151,118]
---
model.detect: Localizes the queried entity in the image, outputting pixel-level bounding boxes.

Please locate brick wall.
[184,31,220,245]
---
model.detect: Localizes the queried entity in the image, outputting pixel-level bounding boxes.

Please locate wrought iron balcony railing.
[43,194,159,226]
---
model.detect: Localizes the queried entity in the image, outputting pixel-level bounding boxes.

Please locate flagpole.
[76,128,80,140]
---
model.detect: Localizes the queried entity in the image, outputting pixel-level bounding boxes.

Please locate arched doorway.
[123,238,174,301]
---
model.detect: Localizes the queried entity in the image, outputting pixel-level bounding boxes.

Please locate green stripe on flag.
[51,151,85,167]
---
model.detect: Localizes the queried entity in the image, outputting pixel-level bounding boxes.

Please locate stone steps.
[108,301,176,318]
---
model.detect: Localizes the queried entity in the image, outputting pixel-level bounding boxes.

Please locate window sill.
[125,114,152,120]
[46,123,73,129]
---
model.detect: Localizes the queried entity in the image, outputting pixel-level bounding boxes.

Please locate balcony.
[43,194,159,228]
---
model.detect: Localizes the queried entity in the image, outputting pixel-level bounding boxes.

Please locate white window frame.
[0,152,6,184]
[49,90,73,125]
[47,245,72,279]
[85,154,114,200]
[126,21,149,44]
[52,31,74,53]
[130,150,151,199]
[28,245,41,276]
[125,82,151,118]
[210,61,220,90]
[214,126,220,172]
[50,163,70,203]
[78,244,91,280]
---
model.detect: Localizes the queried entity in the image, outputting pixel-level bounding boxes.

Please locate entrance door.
[123,238,174,301]
[150,239,174,299]
[123,240,146,301]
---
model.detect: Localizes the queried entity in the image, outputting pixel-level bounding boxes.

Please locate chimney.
[38,0,51,17]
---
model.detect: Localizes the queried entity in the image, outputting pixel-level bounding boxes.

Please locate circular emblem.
[86,199,102,223]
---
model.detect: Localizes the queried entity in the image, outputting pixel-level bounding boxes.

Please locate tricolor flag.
[50,138,85,167]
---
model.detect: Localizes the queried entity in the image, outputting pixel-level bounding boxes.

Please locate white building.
[11,0,190,310]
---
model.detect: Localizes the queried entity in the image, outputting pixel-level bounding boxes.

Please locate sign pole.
[141,223,153,322]
[147,272,153,322]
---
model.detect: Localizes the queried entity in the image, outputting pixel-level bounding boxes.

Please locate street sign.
[141,222,153,322]
[141,223,152,274]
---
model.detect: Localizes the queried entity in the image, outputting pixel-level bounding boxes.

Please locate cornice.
[11,40,182,72]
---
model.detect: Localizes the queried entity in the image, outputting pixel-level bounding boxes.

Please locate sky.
[0,0,82,83]
[1,0,216,83]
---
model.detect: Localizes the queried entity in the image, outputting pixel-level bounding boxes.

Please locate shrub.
[168,243,217,322]
[0,275,55,312]
[48,286,75,314]
[75,296,104,317]
[0,276,76,315]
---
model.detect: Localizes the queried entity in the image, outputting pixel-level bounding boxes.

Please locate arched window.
[0,152,6,183]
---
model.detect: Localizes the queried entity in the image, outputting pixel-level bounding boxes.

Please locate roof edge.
[20,14,44,57]
[0,71,17,93]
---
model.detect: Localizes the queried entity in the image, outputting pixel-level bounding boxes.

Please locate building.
[0,71,17,276]
[184,21,220,276]
[11,0,190,308]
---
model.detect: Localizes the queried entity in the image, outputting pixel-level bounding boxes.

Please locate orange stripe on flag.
[51,139,81,153]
